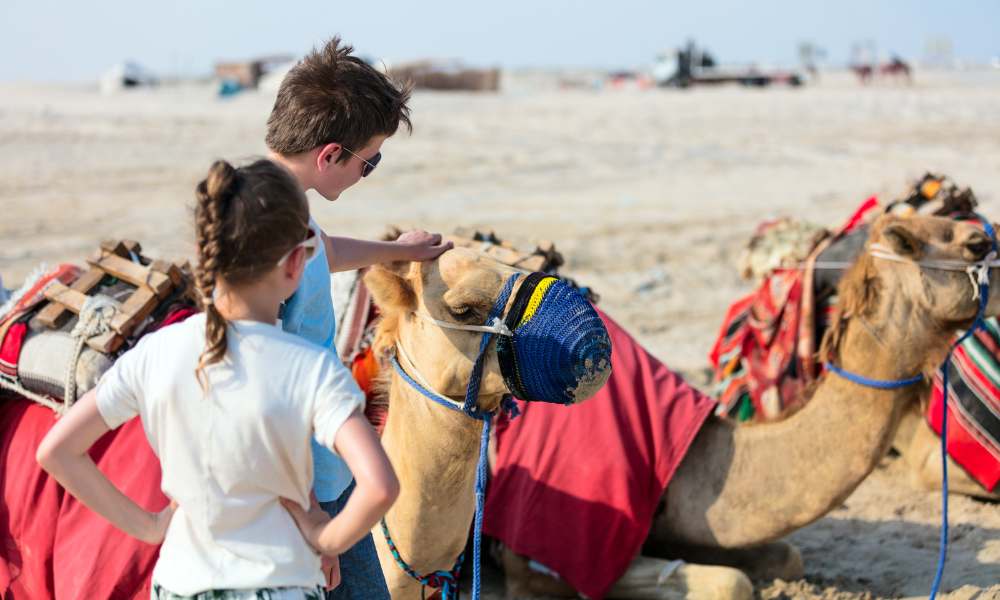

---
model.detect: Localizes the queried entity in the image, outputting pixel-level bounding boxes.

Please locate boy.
[267,38,451,599]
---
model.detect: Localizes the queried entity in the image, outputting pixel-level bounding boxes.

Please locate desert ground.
[1,69,998,598]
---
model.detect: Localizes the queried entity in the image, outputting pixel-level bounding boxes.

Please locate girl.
[36,159,398,599]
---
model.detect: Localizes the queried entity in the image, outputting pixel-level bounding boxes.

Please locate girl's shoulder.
[230,320,336,366]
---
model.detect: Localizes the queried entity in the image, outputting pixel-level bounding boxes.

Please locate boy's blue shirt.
[280,219,354,503]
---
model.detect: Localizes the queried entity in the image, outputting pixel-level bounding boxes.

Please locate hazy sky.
[1,1,997,82]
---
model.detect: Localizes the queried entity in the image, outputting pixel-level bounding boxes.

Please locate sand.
[2,69,998,598]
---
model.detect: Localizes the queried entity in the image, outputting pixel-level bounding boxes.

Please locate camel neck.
[662,297,951,548]
[378,371,486,576]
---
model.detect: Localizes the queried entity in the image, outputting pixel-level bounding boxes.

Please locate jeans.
[319,481,390,600]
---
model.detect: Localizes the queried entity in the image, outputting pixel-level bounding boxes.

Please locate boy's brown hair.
[266,37,412,162]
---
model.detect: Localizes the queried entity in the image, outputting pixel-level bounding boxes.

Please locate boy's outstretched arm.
[36,389,176,544]
[323,230,453,272]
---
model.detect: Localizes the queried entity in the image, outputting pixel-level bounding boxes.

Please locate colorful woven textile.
[928,320,1000,492]
[709,197,879,420]
[709,270,809,420]
[0,264,80,381]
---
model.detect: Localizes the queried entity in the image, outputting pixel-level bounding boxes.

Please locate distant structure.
[386,60,501,92]
[653,40,802,88]
[797,41,826,80]
[99,62,158,95]
[213,54,295,95]
[923,36,955,68]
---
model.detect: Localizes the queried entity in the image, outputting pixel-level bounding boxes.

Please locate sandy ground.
[2,70,999,598]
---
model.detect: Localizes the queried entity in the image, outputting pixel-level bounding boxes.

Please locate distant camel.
[850,63,874,84]
[880,56,913,84]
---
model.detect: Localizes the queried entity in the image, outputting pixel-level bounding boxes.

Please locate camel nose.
[965,234,994,261]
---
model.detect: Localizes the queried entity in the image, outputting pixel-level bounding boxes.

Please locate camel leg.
[605,557,753,600]
[643,541,803,582]
[500,545,577,599]
[502,546,751,600]
[905,416,1000,501]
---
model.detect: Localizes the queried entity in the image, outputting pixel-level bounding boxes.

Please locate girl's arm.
[281,411,398,556]
[36,388,175,544]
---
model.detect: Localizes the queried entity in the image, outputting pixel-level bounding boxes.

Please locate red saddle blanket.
[0,397,166,599]
[484,309,716,599]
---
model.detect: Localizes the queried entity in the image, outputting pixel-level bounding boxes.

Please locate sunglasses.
[277,228,319,267]
[341,146,382,177]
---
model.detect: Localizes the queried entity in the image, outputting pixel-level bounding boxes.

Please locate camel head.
[364,247,613,412]
[822,213,1000,367]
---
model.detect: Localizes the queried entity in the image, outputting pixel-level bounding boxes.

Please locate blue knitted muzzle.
[497,273,612,404]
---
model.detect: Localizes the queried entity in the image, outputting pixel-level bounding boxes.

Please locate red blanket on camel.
[484,309,716,599]
[0,397,166,599]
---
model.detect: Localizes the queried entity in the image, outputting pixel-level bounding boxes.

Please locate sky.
[1,1,998,82]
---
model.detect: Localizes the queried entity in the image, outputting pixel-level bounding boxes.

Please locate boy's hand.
[321,554,341,590]
[395,230,453,262]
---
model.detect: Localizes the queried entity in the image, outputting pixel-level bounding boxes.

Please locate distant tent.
[99,62,157,94]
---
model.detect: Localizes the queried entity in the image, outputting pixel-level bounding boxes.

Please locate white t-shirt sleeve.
[95,335,150,429]
[311,353,366,452]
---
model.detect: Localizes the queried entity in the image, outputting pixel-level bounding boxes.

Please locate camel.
[362,245,613,599]
[363,214,1000,599]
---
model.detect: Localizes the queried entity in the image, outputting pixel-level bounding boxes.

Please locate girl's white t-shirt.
[95,313,364,595]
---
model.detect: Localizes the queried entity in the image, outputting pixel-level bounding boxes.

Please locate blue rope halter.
[384,272,522,600]
[380,517,464,600]
[824,215,996,599]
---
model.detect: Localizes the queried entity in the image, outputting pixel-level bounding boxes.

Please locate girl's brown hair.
[194,159,309,387]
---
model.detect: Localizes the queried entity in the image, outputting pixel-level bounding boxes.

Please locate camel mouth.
[497,274,613,404]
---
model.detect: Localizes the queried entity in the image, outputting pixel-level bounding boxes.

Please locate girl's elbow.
[377,473,400,510]
[35,439,59,473]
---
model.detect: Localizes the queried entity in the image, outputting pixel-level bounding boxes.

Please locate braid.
[194,160,238,389]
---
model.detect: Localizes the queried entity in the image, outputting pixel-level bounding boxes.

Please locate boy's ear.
[315,143,343,172]
[364,261,416,314]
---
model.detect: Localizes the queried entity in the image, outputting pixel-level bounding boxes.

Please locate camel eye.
[447,302,488,323]
[446,304,473,320]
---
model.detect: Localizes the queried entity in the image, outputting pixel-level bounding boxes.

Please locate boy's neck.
[269,151,314,192]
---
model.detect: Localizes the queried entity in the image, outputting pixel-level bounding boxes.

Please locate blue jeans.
[320,481,390,600]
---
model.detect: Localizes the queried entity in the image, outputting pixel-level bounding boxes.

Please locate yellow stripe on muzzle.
[517,276,557,328]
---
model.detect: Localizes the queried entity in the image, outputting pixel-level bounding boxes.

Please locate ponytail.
[194,160,239,389]
[191,157,310,390]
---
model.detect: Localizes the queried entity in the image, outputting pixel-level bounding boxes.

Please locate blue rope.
[385,273,522,600]
[462,274,520,418]
[390,356,465,414]
[380,517,463,599]
[825,214,995,599]
[927,214,996,600]
[824,362,924,389]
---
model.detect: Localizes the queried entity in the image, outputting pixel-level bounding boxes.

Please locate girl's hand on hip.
[143,501,177,544]
[280,494,331,554]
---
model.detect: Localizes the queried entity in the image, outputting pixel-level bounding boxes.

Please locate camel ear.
[364,261,416,314]
[881,223,924,258]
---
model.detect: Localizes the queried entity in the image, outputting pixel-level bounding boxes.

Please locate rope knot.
[65,295,120,408]
[500,394,521,420]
